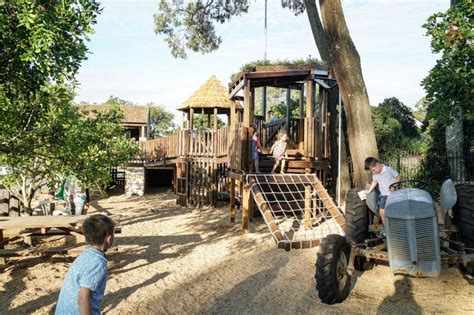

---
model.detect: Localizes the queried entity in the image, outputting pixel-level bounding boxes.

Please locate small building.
[78,104,150,141]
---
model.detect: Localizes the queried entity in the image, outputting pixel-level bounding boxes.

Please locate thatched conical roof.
[178,75,242,113]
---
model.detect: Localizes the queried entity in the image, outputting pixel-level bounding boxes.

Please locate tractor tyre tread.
[315,234,352,305]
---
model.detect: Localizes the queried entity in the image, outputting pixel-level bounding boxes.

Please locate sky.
[74,0,449,118]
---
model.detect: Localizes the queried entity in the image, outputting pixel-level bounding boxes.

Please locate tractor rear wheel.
[315,234,352,304]
[454,184,474,275]
[344,189,372,271]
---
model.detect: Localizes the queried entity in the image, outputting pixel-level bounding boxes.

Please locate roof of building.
[78,104,149,125]
[178,75,243,113]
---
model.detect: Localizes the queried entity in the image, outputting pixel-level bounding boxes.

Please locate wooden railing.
[304,117,324,159]
[139,127,230,162]
[216,126,228,157]
[228,123,243,171]
[263,118,301,147]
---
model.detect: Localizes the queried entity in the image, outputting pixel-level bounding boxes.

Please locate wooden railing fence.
[140,127,230,162]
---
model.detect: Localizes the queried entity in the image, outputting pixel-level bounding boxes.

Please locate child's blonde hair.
[277,131,288,141]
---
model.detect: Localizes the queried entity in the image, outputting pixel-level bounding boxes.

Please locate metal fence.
[381,151,474,184]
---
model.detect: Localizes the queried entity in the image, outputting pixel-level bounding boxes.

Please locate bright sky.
[74,0,449,116]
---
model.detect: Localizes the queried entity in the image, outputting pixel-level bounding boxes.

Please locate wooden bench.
[0,215,121,268]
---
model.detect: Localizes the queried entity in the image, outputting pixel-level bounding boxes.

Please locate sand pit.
[1,190,473,314]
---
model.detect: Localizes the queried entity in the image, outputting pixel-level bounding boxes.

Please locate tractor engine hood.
[385,188,441,277]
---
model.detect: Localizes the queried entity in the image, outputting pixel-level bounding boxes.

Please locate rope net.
[247,174,345,250]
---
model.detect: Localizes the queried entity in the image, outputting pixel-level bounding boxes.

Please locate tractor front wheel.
[315,234,352,304]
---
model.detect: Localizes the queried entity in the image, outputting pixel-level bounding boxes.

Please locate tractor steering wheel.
[389,180,427,191]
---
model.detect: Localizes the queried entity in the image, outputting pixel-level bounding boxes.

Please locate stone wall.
[125,167,145,197]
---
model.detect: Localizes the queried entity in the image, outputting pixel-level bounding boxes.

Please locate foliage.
[422,0,473,124]
[379,97,419,139]
[271,96,302,119]
[154,0,249,58]
[105,95,135,106]
[0,0,101,155]
[149,104,177,137]
[0,1,137,211]
[413,96,429,122]
[192,114,225,129]
[154,0,307,59]
[372,97,421,160]
[417,120,450,196]
[95,96,178,138]
[0,95,138,210]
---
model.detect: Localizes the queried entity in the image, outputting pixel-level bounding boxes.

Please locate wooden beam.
[189,108,194,130]
[286,86,291,135]
[245,69,311,79]
[230,178,236,223]
[306,80,314,119]
[229,76,246,100]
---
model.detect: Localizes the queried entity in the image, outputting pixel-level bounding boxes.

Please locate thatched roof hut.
[178,75,243,115]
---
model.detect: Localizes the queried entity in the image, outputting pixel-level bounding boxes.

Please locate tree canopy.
[0,98,138,210]
[422,0,473,124]
[149,104,177,137]
[0,1,140,211]
[0,0,101,156]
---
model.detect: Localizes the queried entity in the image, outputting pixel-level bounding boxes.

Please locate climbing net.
[247,174,345,250]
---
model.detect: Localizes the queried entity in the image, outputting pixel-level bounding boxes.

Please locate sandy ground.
[1,189,473,314]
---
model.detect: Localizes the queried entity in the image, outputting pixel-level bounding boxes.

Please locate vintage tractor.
[315,179,474,304]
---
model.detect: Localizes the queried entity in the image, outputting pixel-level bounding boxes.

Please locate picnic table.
[0,215,120,267]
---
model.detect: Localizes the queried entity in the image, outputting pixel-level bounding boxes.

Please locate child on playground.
[270,133,289,174]
[252,128,262,173]
[364,157,400,224]
[56,214,115,315]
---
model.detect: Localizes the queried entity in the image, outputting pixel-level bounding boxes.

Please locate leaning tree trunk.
[304,0,352,199]
[319,0,379,188]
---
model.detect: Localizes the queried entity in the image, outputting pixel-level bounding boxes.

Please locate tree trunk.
[303,0,330,62]
[446,107,465,182]
[319,0,379,188]
[304,0,353,198]
[445,0,466,183]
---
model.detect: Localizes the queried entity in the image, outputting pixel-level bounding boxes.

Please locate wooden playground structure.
[136,64,344,239]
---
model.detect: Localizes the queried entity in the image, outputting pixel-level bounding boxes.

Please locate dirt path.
[0,191,473,314]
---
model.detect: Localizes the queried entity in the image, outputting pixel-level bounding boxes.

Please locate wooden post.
[299,85,304,118]
[207,113,211,129]
[242,80,254,232]
[304,185,312,230]
[306,80,314,118]
[213,107,218,131]
[262,86,267,147]
[189,108,194,130]
[319,88,326,160]
[286,86,291,136]
[305,80,315,158]
[242,182,250,232]
[298,85,305,150]
[0,229,4,266]
[230,178,236,222]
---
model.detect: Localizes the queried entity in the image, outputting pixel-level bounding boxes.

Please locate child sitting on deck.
[56,214,115,315]
[270,133,289,174]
